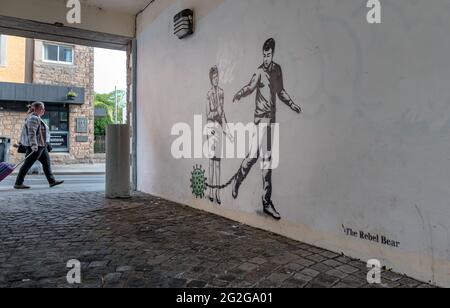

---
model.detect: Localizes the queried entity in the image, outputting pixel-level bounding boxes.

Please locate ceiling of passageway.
[0,0,159,47]
[65,0,153,15]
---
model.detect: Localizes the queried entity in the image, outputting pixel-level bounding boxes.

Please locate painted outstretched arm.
[220,102,234,142]
[223,119,234,142]
[279,89,301,114]
[233,72,260,103]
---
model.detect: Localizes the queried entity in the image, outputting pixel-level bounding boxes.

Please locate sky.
[94,48,127,94]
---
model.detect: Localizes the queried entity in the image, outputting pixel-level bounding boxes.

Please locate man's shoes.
[263,200,281,220]
[14,184,30,190]
[49,180,64,188]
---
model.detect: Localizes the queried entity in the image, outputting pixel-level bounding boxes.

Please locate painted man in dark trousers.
[232,38,301,220]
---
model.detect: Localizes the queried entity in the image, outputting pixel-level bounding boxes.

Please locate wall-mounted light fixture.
[174,9,194,39]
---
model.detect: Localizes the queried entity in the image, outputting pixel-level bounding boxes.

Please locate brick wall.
[0,111,27,164]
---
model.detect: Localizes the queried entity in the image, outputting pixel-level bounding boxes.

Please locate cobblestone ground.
[0,192,434,288]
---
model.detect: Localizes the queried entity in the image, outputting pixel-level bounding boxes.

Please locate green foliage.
[67,90,77,98]
[94,116,113,136]
[95,90,126,123]
[94,90,126,136]
[95,90,125,105]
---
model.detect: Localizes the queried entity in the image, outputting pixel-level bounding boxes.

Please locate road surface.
[0,174,105,196]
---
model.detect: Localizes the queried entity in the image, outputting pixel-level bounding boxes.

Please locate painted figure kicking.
[232,38,301,220]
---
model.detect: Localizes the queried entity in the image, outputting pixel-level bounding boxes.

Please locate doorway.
[0,15,136,193]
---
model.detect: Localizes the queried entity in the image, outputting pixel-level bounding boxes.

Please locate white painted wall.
[136,0,450,287]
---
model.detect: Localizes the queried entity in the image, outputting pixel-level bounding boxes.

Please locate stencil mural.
[205,66,233,204]
[232,38,302,220]
[190,38,302,221]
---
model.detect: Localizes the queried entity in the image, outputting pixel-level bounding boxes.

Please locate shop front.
[0,81,92,164]
[41,104,70,152]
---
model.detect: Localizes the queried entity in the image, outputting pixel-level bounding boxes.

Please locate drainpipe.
[25,38,35,83]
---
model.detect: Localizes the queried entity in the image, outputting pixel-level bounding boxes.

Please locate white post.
[106,124,130,199]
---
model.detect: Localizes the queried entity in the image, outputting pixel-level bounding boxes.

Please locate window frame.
[41,104,71,153]
[42,42,74,65]
[0,35,7,67]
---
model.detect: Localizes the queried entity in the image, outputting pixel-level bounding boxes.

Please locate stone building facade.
[0,111,28,160]
[0,36,95,165]
[33,41,95,164]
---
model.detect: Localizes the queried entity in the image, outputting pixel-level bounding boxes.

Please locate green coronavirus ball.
[190,165,207,198]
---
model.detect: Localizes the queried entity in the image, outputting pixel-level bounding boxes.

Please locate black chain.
[205,173,239,190]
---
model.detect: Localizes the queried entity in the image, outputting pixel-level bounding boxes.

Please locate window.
[0,35,7,67]
[41,105,70,152]
[43,43,73,64]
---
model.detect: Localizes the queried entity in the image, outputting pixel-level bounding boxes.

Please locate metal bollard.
[0,137,11,163]
[106,124,130,199]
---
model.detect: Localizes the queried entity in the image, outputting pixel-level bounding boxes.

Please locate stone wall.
[0,110,27,163]
[33,42,95,164]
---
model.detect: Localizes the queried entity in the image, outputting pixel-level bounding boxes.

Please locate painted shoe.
[232,177,241,199]
[263,200,281,220]
[215,192,222,205]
